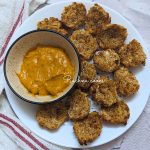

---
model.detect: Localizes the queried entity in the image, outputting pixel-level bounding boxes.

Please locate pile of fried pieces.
[36,2,146,145]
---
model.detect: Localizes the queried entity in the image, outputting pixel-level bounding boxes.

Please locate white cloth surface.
[0,0,150,150]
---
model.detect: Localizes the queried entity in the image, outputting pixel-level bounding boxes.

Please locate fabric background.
[0,0,150,149]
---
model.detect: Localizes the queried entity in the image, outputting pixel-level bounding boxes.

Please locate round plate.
[4,0,150,148]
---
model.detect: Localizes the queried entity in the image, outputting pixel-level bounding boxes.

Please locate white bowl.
[4,30,80,104]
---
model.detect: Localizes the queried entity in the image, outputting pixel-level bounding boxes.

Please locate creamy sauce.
[18,46,75,96]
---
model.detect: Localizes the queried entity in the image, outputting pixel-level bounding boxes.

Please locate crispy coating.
[70,30,98,60]
[90,76,118,107]
[118,39,146,67]
[114,67,139,97]
[61,2,86,29]
[96,24,128,49]
[36,101,68,130]
[37,17,68,36]
[101,101,130,125]
[73,112,102,145]
[85,3,111,34]
[68,89,90,120]
[78,61,96,89]
[93,49,120,72]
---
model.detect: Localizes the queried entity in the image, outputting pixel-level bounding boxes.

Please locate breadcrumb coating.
[114,67,139,96]
[61,2,86,29]
[118,39,146,67]
[70,30,98,60]
[101,101,130,125]
[85,3,111,34]
[37,17,68,36]
[78,61,96,89]
[93,49,120,72]
[73,112,102,145]
[36,102,68,130]
[34,2,146,145]
[90,76,118,107]
[96,24,127,49]
[68,89,90,120]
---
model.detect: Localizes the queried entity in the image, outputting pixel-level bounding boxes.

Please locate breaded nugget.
[118,39,146,67]
[85,3,111,34]
[93,49,120,72]
[114,67,139,97]
[101,101,130,125]
[70,30,98,60]
[37,17,68,36]
[61,2,86,29]
[78,61,96,89]
[73,112,102,145]
[36,101,68,130]
[96,24,127,49]
[68,89,90,120]
[90,76,118,107]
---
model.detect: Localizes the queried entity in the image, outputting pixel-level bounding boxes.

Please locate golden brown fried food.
[73,112,102,145]
[118,39,146,67]
[68,89,90,120]
[61,2,86,29]
[36,101,68,130]
[114,67,139,97]
[85,3,111,34]
[37,17,68,36]
[96,24,128,49]
[93,49,120,72]
[90,76,118,107]
[78,61,96,89]
[70,30,98,60]
[101,101,130,125]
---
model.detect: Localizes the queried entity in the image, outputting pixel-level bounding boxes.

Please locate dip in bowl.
[4,30,80,104]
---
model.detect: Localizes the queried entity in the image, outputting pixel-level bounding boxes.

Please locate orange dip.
[18,46,75,96]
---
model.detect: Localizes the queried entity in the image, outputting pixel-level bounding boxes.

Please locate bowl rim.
[3,29,81,105]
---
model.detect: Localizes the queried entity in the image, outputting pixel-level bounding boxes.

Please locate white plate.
[4,0,150,148]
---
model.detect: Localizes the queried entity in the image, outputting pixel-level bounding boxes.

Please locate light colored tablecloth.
[0,0,150,150]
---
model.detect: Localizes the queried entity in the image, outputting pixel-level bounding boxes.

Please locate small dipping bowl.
[4,30,80,104]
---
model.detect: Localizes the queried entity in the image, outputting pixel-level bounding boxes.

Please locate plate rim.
[4,0,150,148]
